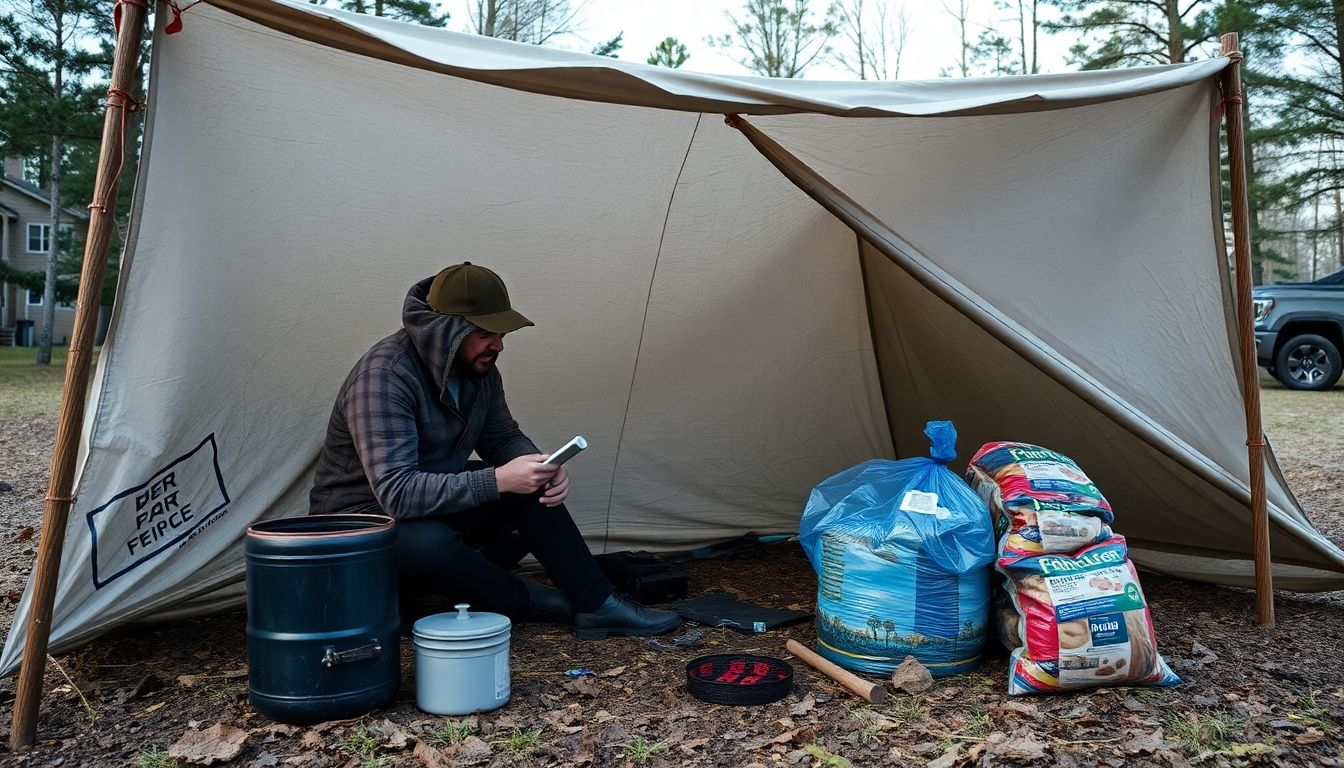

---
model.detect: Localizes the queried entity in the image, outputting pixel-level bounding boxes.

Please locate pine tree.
[1258,0,1344,278]
[972,27,1018,74]
[1043,0,1220,67]
[0,0,104,364]
[591,32,622,58]
[647,37,690,68]
[1218,0,1295,282]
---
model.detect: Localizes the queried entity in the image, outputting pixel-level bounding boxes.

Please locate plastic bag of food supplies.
[966,442,1115,556]
[799,421,996,676]
[998,536,1180,694]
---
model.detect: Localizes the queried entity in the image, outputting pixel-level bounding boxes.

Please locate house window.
[27,288,43,306]
[27,223,49,253]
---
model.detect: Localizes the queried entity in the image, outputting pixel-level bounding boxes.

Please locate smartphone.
[541,435,587,467]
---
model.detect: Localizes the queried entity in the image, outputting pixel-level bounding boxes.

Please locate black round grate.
[685,653,794,705]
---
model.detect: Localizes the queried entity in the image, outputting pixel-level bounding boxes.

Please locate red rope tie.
[1213,92,1244,120]
[165,0,206,35]
[88,84,144,219]
[1246,439,1266,448]
[1226,51,1244,64]
[106,87,144,113]
[45,496,77,505]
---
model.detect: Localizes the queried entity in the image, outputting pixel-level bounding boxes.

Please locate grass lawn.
[1259,371,1344,460]
[0,345,95,420]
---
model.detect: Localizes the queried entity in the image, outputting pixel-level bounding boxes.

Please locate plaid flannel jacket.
[309,277,538,518]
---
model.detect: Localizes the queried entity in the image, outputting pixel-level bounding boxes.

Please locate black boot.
[573,593,681,640]
[523,580,574,624]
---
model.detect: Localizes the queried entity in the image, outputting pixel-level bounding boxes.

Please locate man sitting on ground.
[309,262,680,639]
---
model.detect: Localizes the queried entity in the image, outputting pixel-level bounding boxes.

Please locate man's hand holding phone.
[495,435,584,506]
[496,454,560,495]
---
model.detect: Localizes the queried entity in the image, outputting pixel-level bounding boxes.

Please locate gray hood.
[402,275,476,404]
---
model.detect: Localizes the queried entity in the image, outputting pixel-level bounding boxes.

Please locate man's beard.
[464,354,496,377]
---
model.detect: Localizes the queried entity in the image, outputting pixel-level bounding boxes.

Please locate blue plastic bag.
[799,421,996,676]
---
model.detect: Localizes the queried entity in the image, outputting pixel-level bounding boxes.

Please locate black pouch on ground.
[664,592,812,634]
[594,550,690,603]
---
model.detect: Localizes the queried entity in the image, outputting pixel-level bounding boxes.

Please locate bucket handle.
[321,640,382,669]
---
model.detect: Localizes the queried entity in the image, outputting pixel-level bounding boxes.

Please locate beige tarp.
[3,0,1342,674]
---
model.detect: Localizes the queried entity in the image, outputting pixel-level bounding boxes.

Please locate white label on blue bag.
[899,490,939,514]
[900,490,950,519]
[753,621,767,633]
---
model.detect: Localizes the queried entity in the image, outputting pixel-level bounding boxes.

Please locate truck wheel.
[1274,334,1343,391]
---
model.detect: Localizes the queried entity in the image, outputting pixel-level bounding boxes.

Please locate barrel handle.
[321,640,382,669]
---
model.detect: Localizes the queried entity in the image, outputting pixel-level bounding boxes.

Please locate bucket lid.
[414,604,511,640]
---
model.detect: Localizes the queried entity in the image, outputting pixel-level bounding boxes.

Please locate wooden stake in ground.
[785,639,887,704]
[9,0,150,750]
[1220,32,1274,628]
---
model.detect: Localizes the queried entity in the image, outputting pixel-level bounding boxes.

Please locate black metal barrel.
[245,514,400,723]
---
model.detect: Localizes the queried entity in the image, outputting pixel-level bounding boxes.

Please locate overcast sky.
[437,0,1080,80]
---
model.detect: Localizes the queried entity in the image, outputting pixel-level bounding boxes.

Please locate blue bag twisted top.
[799,421,997,676]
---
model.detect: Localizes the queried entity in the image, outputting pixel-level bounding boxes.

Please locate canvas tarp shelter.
[4,0,1343,675]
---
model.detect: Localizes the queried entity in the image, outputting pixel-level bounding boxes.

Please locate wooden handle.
[786,639,887,704]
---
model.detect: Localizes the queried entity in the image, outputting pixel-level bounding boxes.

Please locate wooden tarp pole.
[9,0,150,749]
[1219,32,1275,628]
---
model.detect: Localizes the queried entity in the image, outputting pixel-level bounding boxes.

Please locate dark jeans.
[395,490,612,621]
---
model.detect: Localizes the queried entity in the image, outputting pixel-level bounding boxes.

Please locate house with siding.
[0,156,90,347]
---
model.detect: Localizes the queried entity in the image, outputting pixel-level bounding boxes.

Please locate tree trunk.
[1030,0,1038,73]
[37,6,66,366]
[1017,0,1027,74]
[1311,204,1319,281]
[856,0,866,80]
[1336,183,1343,270]
[1334,0,1344,99]
[1166,0,1183,63]
[956,0,969,77]
[1331,0,1344,271]
[37,133,61,365]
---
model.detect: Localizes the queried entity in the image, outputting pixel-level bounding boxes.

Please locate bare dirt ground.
[0,374,1340,767]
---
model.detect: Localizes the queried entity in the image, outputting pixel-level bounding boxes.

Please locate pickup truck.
[1253,267,1344,390]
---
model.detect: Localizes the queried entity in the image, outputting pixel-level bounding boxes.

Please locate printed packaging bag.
[967,442,1114,556]
[998,536,1180,695]
[799,421,996,676]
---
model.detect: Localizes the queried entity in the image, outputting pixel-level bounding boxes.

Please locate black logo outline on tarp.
[86,434,231,589]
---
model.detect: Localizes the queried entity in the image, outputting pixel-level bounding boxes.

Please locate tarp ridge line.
[207,0,1229,118]
[726,114,1344,576]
